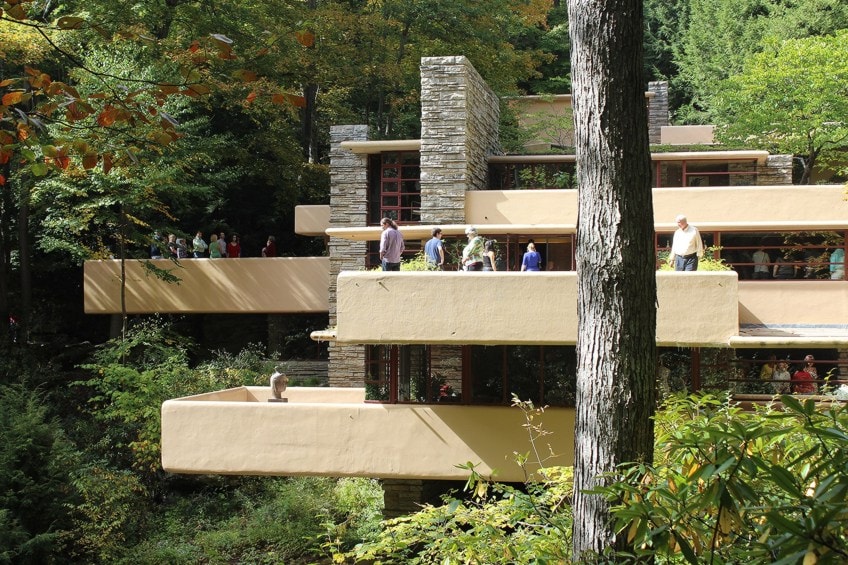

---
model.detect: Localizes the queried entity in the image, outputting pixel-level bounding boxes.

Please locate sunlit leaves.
[82,152,98,170]
[601,393,848,563]
[231,69,258,82]
[1,90,29,105]
[294,30,314,47]
[712,31,848,183]
[57,16,85,29]
[4,2,27,19]
[96,105,118,127]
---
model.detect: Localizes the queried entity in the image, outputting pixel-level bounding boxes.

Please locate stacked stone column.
[647,81,669,144]
[327,125,369,387]
[419,56,501,224]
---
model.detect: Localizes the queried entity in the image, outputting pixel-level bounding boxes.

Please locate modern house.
[83,56,848,516]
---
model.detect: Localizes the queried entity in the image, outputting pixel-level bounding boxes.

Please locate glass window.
[368,151,421,227]
[466,345,576,407]
[365,345,432,403]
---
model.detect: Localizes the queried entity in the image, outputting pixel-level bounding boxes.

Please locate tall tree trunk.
[18,183,31,345]
[568,0,657,558]
[119,205,128,341]
[301,0,318,163]
[0,162,11,345]
[302,83,319,163]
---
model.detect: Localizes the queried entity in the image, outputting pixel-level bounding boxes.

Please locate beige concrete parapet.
[464,185,847,232]
[161,386,573,481]
[294,205,330,236]
[653,185,847,229]
[660,125,715,145]
[335,271,738,347]
[84,257,330,314]
[738,281,848,331]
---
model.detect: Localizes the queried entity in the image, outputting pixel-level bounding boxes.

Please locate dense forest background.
[2,0,847,562]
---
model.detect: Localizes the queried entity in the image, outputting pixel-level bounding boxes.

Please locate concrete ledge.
[336,271,738,346]
[294,205,330,236]
[161,386,573,481]
[84,257,330,314]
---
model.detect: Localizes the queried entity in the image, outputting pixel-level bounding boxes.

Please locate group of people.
[456,226,541,272]
[150,231,277,259]
[759,354,821,394]
[379,219,544,272]
[752,246,844,280]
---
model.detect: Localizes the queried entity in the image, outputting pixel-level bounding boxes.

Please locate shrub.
[657,246,732,271]
[599,393,848,564]
[0,384,79,564]
[342,467,572,564]
[121,477,383,564]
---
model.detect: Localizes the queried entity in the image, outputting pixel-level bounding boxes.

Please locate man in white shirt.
[669,214,704,271]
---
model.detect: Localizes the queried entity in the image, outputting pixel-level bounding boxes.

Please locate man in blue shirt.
[424,227,445,270]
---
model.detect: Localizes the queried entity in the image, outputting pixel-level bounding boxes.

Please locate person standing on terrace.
[192,231,208,258]
[669,214,704,271]
[262,236,277,257]
[217,232,228,257]
[482,240,498,271]
[772,360,791,394]
[521,242,542,271]
[379,217,404,271]
[831,247,845,280]
[424,227,445,270]
[461,226,484,271]
[227,234,241,258]
[752,245,771,279]
[208,234,222,258]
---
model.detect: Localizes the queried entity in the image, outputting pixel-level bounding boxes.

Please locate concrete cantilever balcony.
[334,271,739,347]
[161,386,574,481]
[84,257,330,314]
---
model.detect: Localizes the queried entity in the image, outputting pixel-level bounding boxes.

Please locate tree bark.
[18,184,32,345]
[568,0,657,559]
[0,162,11,345]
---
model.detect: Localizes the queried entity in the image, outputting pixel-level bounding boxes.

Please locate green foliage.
[657,246,732,271]
[400,251,432,271]
[122,477,383,564]
[599,393,848,563]
[0,383,78,564]
[344,468,573,564]
[341,397,571,563]
[712,32,848,183]
[76,319,200,476]
[67,464,149,563]
[195,342,280,387]
[673,0,848,122]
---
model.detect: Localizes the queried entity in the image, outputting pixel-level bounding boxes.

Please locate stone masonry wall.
[328,125,368,387]
[838,348,848,383]
[417,57,493,397]
[419,56,501,224]
[757,155,793,185]
[429,345,463,399]
[648,81,669,144]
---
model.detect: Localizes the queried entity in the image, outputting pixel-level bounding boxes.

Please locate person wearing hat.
[462,226,485,271]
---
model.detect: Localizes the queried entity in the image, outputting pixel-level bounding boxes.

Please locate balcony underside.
[84,257,329,314]
[161,387,573,481]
